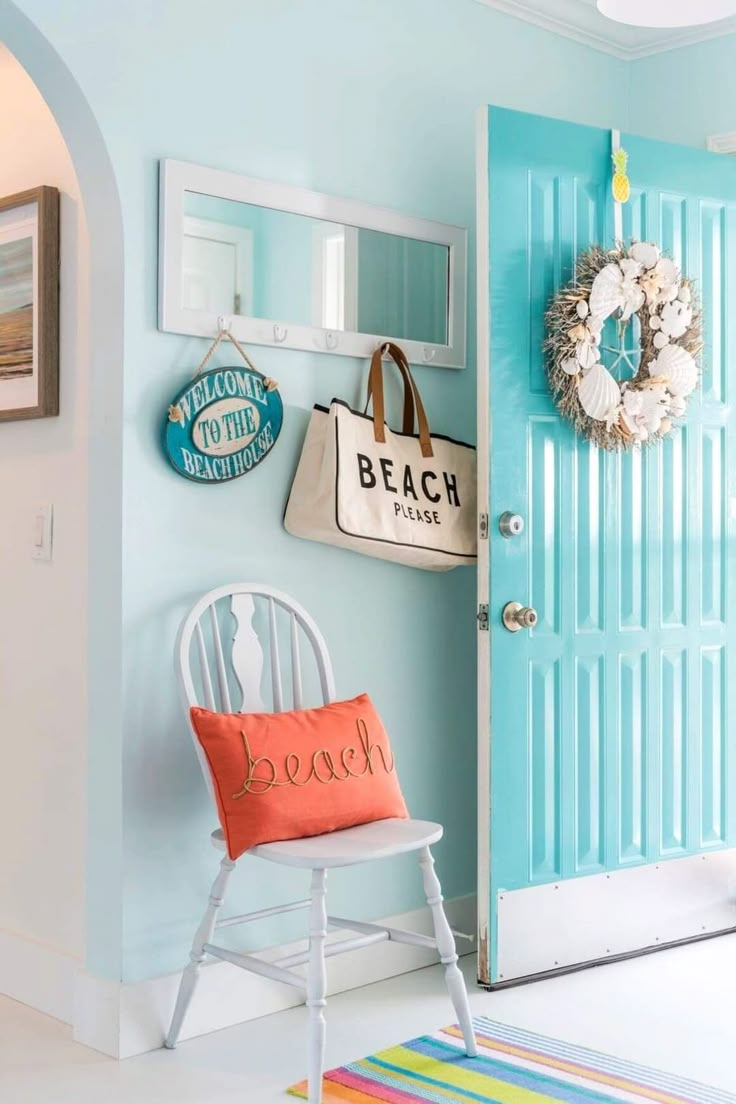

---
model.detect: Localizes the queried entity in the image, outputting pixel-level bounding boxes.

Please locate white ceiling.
[475,0,736,57]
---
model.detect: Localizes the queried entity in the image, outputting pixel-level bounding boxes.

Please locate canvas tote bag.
[284,343,476,570]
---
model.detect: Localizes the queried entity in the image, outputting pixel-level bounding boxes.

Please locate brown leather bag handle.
[365,343,415,434]
[367,342,434,459]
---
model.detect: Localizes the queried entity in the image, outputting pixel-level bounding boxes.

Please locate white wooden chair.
[165,583,477,1103]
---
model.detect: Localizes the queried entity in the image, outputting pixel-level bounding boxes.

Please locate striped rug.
[288,1016,736,1103]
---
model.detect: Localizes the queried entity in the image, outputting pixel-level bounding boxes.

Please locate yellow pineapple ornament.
[612,147,630,204]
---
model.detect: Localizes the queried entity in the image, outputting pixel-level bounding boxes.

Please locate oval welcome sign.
[164,365,283,483]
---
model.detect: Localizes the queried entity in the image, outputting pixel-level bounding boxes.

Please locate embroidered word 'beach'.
[232,717,395,798]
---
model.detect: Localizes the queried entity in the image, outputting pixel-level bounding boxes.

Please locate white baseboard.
[74,893,477,1059]
[0,926,80,1025]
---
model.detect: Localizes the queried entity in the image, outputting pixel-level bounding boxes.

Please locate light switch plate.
[31,503,53,561]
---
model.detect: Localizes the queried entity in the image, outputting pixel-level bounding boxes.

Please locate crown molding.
[707,131,736,154]
[474,0,736,60]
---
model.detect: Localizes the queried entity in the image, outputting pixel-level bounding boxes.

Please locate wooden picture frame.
[0,186,59,422]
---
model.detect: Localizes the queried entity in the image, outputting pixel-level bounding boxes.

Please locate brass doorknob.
[502,601,538,633]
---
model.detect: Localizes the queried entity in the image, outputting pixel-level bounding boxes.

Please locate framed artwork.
[0,186,59,422]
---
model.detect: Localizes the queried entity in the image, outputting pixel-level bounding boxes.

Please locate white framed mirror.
[158,160,467,369]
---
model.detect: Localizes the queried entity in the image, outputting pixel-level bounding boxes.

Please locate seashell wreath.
[545,241,702,450]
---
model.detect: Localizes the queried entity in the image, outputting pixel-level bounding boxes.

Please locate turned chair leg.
[307,868,328,1104]
[419,846,477,1058]
[165,854,235,1049]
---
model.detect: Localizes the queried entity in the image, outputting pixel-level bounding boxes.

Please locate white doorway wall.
[0,44,88,1020]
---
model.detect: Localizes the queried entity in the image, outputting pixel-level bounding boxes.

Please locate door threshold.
[481,924,736,990]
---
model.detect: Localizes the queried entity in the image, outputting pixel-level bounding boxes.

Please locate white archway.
[0,0,125,987]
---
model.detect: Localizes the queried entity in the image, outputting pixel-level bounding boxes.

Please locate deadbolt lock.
[499,512,524,538]
[502,601,538,633]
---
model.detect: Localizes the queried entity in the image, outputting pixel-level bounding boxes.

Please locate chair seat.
[211,817,443,868]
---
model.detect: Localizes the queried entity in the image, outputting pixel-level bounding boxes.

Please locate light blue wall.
[630,35,736,147]
[356,231,449,344]
[256,208,314,323]
[7,0,629,983]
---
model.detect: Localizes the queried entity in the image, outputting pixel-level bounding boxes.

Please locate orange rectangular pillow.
[190,693,409,860]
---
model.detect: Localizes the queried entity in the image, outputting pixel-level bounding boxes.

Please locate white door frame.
[183,215,254,317]
[475,105,492,985]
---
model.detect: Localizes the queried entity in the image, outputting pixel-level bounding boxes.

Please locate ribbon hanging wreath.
[545,240,702,450]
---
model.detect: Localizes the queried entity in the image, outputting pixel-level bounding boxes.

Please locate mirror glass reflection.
[182,191,450,345]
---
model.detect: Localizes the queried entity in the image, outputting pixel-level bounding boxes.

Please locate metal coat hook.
[422,346,437,364]
[273,323,287,344]
[324,331,338,351]
[217,314,232,335]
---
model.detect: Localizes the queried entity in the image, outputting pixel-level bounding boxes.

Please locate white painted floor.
[2,936,736,1102]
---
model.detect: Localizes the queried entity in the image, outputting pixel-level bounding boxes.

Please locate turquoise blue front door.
[479,106,736,984]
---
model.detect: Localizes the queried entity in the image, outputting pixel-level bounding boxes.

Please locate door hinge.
[479,512,489,540]
[477,603,489,631]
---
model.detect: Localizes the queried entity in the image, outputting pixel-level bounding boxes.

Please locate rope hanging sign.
[163,328,283,483]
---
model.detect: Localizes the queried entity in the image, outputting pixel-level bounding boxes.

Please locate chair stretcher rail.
[327,914,438,951]
[215,899,311,929]
[203,943,306,990]
[275,930,389,969]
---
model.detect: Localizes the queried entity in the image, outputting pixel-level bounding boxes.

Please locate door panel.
[480,107,736,984]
